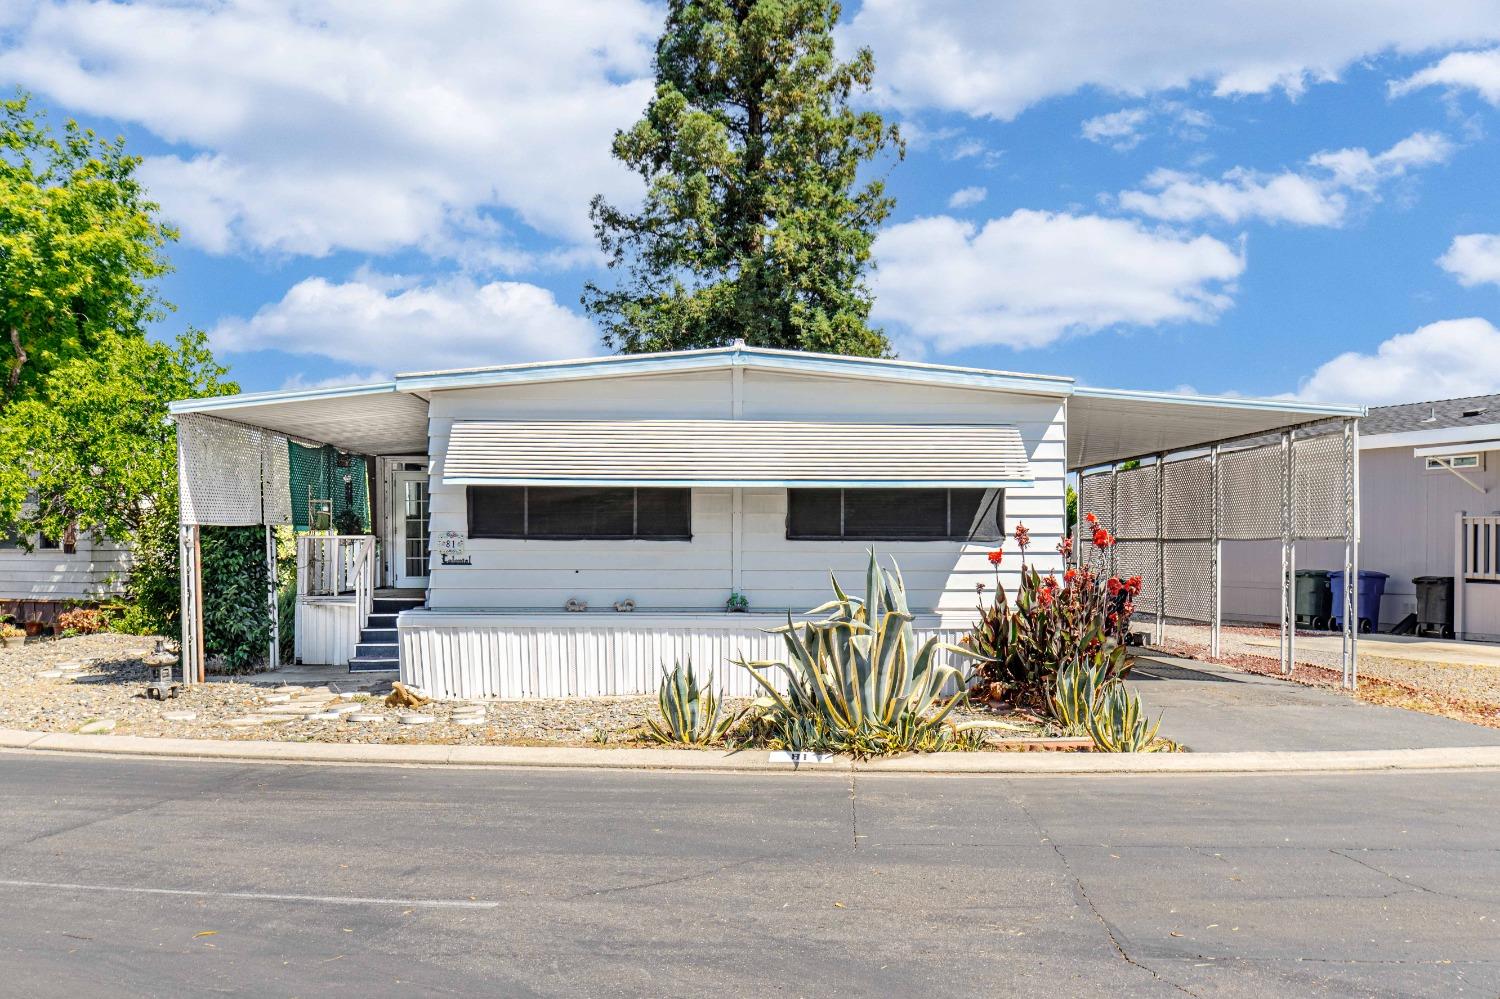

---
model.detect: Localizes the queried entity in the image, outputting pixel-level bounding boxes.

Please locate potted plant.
[1,623,25,649]
[725,591,749,613]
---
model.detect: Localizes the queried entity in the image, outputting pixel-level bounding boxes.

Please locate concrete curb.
[4,727,1500,775]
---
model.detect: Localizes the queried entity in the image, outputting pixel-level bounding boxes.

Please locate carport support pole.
[1280,431,1293,676]
[178,522,204,685]
[1210,443,1221,659]
[266,525,279,671]
[1342,418,1359,690]
[1154,454,1166,646]
[1109,464,1119,579]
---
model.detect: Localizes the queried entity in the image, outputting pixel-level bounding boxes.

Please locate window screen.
[786,488,1002,541]
[468,487,691,540]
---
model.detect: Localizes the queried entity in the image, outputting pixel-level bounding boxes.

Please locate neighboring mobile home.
[0,530,126,629]
[1223,394,1500,641]
[169,343,1362,698]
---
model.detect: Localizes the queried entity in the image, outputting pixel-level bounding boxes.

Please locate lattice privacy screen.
[1077,427,1353,624]
[176,413,293,527]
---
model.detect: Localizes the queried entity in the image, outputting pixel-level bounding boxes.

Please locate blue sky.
[4,1,1500,404]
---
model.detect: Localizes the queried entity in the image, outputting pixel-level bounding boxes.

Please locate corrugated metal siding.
[442,420,1032,487]
[399,612,970,700]
[294,598,360,666]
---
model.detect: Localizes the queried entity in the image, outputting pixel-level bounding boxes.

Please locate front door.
[393,471,430,588]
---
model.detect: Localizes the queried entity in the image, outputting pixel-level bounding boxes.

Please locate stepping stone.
[261,693,292,704]
[338,692,359,701]
[451,707,485,717]
[54,661,85,672]
[453,716,485,726]
[272,685,299,693]
[308,711,344,721]
[162,711,197,722]
[346,712,386,723]
[36,670,65,679]
[77,719,116,735]
[224,716,268,728]
[260,705,323,716]
[327,703,361,715]
[398,713,435,726]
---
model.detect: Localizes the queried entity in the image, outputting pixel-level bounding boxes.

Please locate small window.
[786,488,1002,542]
[37,533,61,551]
[1427,454,1481,471]
[468,486,692,540]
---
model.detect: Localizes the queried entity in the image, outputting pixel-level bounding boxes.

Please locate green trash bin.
[1295,569,1334,630]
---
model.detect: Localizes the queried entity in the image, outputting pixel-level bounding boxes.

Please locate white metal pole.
[1455,510,1467,641]
[1284,429,1296,672]
[1288,435,1297,676]
[1210,443,1221,659]
[1349,419,1360,689]
[1154,454,1166,646]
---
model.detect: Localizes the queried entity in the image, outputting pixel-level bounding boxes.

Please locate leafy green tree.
[0,330,236,631]
[1,92,175,406]
[584,0,903,356]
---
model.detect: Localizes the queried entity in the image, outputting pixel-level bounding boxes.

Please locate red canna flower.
[1123,600,1135,616]
[1013,522,1031,549]
[987,549,1003,566]
[1107,611,1119,627]
[1092,527,1115,549]
[1036,586,1055,607]
[1043,574,1060,591]
[1056,537,1074,559]
[1126,575,1143,596]
[1064,567,1077,583]
[1106,576,1123,596]
[1084,512,1098,526]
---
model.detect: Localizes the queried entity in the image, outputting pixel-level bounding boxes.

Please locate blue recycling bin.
[1329,570,1388,633]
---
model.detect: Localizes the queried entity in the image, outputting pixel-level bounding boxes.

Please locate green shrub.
[56,607,106,637]
[200,525,274,673]
[736,551,976,758]
[645,660,738,746]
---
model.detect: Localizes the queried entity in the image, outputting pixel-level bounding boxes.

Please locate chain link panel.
[1164,540,1214,621]
[1079,471,1114,535]
[1218,444,1283,540]
[1295,433,1346,539]
[1164,456,1213,540]
[1114,464,1158,540]
[1112,540,1160,615]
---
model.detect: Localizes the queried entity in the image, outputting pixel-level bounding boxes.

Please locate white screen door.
[393,471,430,587]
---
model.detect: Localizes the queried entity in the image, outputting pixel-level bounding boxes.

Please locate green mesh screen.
[288,443,371,532]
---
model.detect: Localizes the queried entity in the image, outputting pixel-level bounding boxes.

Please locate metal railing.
[1461,515,1500,581]
[296,534,376,623]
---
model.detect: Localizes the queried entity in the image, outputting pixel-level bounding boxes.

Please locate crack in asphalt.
[1009,793,1203,998]
[1329,848,1456,900]
[848,771,861,850]
[569,854,776,898]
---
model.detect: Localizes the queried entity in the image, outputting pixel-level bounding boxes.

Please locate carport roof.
[168,344,1363,465]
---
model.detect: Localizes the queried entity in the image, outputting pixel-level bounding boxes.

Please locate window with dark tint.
[786,488,1001,541]
[468,487,691,540]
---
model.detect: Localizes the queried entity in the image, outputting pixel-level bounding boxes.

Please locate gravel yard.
[0,634,1063,749]
[0,634,719,746]
[1157,623,1500,729]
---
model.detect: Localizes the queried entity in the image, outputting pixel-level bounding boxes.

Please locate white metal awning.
[441,420,1033,488]
[1413,439,1500,457]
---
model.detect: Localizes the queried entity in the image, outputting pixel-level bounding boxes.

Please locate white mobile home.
[169,344,1362,698]
[0,531,126,630]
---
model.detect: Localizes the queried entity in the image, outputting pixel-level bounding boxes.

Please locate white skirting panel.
[398,611,971,701]
[295,597,360,666]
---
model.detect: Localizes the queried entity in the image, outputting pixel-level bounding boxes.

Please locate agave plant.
[1084,681,1163,752]
[737,551,978,757]
[644,661,739,746]
[1050,657,1108,737]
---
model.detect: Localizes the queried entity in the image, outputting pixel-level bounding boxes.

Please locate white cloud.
[871,211,1244,351]
[210,275,598,371]
[845,1,1500,119]
[0,0,658,258]
[1117,131,1453,226]
[1080,102,1211,151]
[946,186,987,209]
[279,371,390,392]
[1438,234,1500,287]
[1391,47,1500,105]
[1296,318,1500,404]
[1080,108,1152,150]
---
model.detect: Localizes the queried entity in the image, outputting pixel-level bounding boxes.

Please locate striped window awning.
[441,420,1033,488]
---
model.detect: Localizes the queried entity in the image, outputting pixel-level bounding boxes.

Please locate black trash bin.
[1412,576,1455,639]
[1295,569,1334,630]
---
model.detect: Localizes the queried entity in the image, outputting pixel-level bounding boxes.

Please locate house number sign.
[436,530,470,565]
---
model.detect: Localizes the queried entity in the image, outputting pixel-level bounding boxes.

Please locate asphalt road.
[1,753,1497,998]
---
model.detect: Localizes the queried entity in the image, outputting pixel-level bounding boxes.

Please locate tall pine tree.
[584,0,902,356]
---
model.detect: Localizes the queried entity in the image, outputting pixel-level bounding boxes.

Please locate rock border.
[2,727,1500,775]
